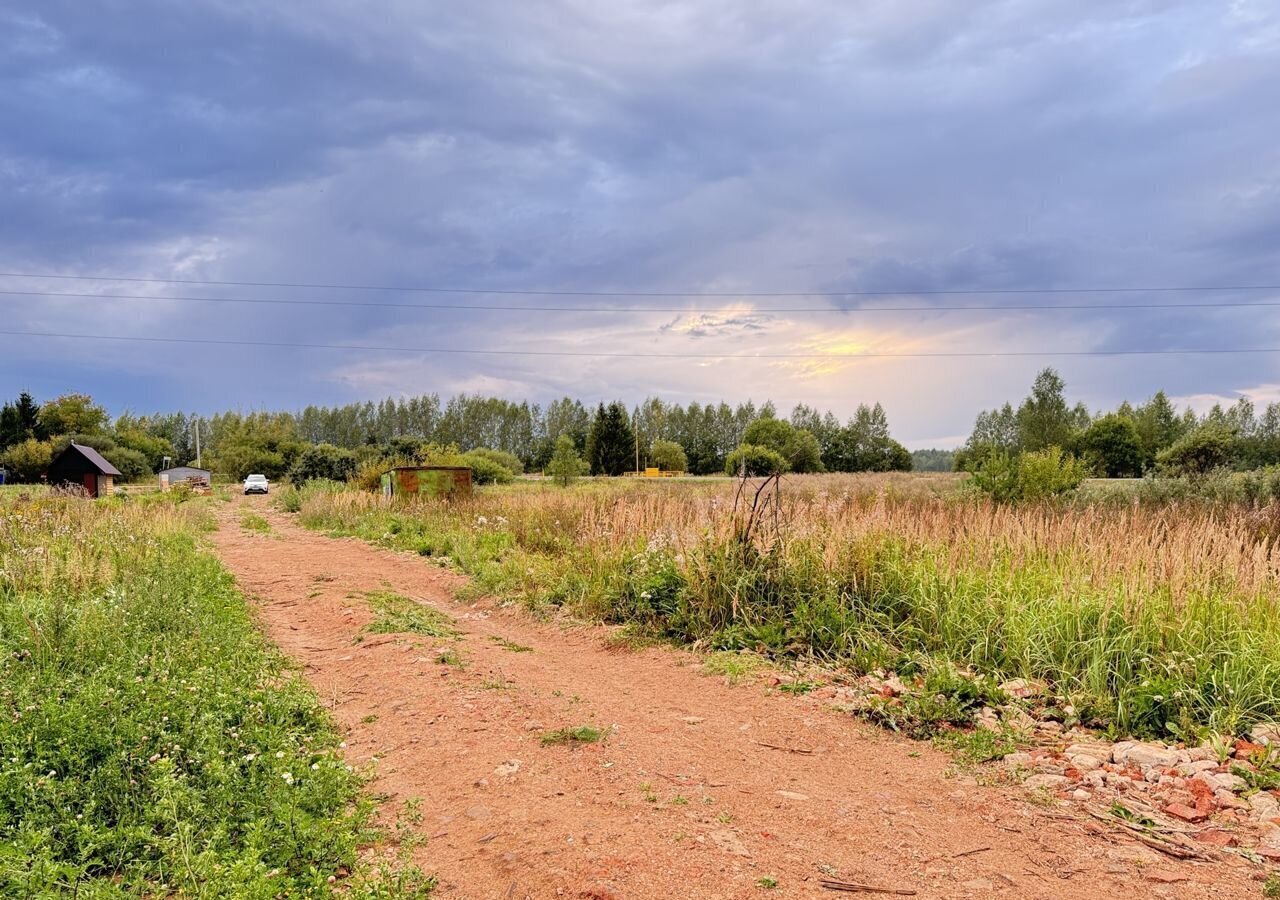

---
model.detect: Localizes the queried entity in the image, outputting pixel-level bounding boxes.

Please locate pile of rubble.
[1002,728,1280,855]
[811,671,1280,858]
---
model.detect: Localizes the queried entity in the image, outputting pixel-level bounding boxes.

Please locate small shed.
[159,466,212,491]
[380,465,472,499]
[47,442,122,498]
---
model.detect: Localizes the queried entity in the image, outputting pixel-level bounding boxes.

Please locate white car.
[243,474,269,495]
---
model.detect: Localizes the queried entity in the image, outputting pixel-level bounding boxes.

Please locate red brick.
[1193,829,1238,848]
[1163,802,1208,823]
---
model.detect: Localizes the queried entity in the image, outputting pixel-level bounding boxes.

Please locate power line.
[4,288,1280,315]
[3,270,1280,298]
[1,328,1278,360]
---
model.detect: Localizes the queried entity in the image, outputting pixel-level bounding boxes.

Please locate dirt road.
[210,496,1259,898]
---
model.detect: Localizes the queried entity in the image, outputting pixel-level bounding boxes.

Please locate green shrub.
[102,444,150,481]
[649,440,687,473]
[970,447,1087,503]
[1157,424,1236,477]
[1017,446,1090,500]
[1073,414,1143,478]
[462,453,514,485]
[0,438,53,483]
[289,443,357,484]
[725,444,789,476]
[465,448,523,476]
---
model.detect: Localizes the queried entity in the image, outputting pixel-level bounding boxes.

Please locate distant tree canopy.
[910,448,955,472]
[958,368,1280,478]
[0,387,918,485]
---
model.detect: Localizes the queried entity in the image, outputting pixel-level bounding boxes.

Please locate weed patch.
[703,651,769,684]
[541,725,605,746]
[239,511,272,533]
[364,591,457,638]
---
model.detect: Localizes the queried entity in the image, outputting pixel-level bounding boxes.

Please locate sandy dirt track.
[209,495,1262,899]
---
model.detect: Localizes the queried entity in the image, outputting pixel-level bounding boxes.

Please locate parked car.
[243,474,269,495]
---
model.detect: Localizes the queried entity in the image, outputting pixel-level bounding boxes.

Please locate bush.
[784,429,825,473]
[352,455,422,492]
[289,443,357,484]
[1157,424,1236,477]
[725,444,789,476]
[970,446,1088,503]
[466,448,523,476]
[209,444,287,481]
[1018,446,1089,500]
[0,438,54,483]
[101,445,150,481]
[462,452,514,485]
[649,440,687,473]
[1073,414,1142,478]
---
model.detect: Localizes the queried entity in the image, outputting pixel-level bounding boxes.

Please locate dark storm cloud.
[1,1,1278,443]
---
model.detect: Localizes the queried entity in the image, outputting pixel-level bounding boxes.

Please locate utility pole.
[194,417,202,468]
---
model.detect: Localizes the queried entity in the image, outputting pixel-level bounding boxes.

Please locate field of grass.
[292,473,1280,740]
[0,494,432,897]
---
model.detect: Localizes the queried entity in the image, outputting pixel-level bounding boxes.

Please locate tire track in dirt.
[210,495,1259,899]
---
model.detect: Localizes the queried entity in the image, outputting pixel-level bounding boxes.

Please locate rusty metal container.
[380,465,473,499]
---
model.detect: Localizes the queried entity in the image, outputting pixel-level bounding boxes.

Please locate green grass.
[702,651,769,684]
[778,680,818,695]
[363,591,457,638]
[935,726,1022,766]
[0,496,432,897]
[239,511,272,533]
[540,725,605,746]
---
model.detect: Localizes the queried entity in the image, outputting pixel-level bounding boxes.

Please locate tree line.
[956,368,1280,486]
[0,390,913,482]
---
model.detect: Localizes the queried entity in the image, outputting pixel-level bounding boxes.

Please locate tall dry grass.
[296,474,1280,736]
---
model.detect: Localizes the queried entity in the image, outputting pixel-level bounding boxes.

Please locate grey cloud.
[2,1,1279,445]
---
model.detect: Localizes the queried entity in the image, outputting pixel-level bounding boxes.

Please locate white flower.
[281,772,294,784]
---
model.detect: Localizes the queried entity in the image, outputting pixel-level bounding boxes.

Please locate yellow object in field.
[644,467,661,477]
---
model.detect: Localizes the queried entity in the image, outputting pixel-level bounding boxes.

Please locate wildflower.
[281,772,294,784]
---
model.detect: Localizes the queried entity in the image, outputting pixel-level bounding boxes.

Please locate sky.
[2,1,1279,448]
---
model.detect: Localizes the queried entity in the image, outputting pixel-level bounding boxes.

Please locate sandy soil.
[208,495,1264,899]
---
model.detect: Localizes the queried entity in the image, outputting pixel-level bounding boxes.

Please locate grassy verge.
[292,477,1280,740]
[0,495,432,897]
